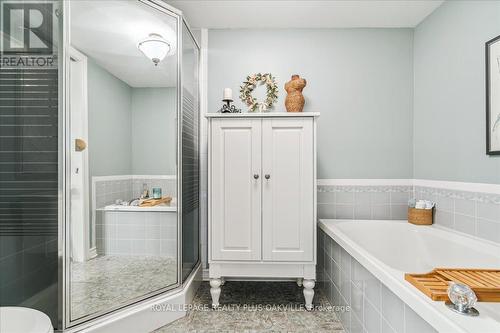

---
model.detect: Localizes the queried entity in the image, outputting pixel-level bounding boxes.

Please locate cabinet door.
[210,118,262,261]
[262,118,314,262]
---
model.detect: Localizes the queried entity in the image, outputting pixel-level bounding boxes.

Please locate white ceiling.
[169,0,444,29]
[71,1,178,87]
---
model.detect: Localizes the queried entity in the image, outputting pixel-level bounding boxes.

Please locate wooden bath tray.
[139,196,172,207]
[405,268,500,302]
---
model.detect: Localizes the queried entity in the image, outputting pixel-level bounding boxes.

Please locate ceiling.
[71,1,178,87]
[169,0,444,29]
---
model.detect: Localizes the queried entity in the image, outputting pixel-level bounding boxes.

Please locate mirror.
[68,0,178,321]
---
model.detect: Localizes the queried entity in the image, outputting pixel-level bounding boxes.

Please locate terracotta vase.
[284,75,307,112]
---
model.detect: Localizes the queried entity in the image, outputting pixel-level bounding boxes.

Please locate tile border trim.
[93,175,176,181]
[317,179,412,186]
[318,179,500,195]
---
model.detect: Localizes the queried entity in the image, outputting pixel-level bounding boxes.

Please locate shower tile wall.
[317,185,413,221]
[415,186,500,244]
[317,229,438,333]
[0,235,58,305]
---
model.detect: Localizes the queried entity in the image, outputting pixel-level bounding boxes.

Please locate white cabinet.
[210,118,262,261]
[207,113,319,310]
[262,118,314,262]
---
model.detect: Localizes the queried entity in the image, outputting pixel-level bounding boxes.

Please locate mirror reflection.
[68,0,178,320]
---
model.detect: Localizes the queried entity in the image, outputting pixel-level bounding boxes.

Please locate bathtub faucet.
[445,282,479,316]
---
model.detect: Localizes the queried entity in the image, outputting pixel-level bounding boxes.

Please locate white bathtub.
[319,219,500,333]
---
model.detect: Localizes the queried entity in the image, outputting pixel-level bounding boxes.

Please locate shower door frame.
[60,0,195,329]
[179,16,202,283]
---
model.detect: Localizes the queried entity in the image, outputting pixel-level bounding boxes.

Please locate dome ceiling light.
[137,33,171,66]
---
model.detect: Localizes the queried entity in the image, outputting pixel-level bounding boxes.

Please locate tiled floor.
[70,255,177,320]
[155,281,345,333]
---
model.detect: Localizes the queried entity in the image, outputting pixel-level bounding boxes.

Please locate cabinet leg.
[210,278,222,308]
[303,279,315,311]
[296,278,303,287]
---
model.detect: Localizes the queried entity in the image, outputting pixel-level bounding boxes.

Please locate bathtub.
[319,219,500,333]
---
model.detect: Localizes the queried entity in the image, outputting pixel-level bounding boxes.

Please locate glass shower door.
[66,0,180,324]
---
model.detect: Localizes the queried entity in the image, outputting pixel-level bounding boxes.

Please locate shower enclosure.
[0,0,200,331]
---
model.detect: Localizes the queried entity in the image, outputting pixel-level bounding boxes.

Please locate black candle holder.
[218,99,241,113]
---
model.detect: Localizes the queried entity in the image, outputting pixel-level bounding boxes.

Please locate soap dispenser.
[141,183,149,199]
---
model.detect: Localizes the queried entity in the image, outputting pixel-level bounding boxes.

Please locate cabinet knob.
[265,174,270,180]
[253,174,259,179]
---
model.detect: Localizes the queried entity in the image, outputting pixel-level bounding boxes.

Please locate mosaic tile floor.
[155,281,345,333]
[71,255,177,320]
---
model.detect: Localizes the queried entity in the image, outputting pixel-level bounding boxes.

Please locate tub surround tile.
[318,229,437,333]
[354,204,371,219]
[319,183,500,245]
[336,204,355,219]
[390,204,407,220]
[454,213,476,235]
[336,192,355,204]
[381,318,396,333]
[372,205,391,220]
[350,282,363,326]
[454,197,475,216]
[318,185,413,222]
[363,297,380,333]
[414,185,500,244]
[477,218,500,243]
[371,192,390,205]
[390,191,410,204]
[318,203,336,219]
[404,306,437,333]
[476,201,500,221]
[381,287,404,333]
[351,312,363,333]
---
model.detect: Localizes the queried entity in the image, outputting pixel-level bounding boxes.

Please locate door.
[211,118,262,261]
[69,47,90,262]
[262,118,314,261]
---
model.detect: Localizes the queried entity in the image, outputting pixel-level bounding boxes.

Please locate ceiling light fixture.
[137,33,171,66]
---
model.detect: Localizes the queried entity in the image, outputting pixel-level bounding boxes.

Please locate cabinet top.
[205,112,320,118]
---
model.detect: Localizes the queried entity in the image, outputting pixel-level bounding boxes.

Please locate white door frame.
[69,46,92,262]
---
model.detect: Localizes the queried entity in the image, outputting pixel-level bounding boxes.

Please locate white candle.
[223,88,232,100]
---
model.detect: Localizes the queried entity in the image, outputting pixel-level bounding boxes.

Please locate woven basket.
[408,207,433,225]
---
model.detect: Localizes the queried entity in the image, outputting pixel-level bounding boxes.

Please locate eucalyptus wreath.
[239,73,278,112]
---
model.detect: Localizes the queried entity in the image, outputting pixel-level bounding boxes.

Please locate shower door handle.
[75,138,87,152]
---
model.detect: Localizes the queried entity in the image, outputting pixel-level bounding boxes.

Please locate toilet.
[0,307,53,333]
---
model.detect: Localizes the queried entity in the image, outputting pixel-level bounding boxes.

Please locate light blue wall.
[208,29,414,179]
[131,88,177,175]
[88,59,132,177]
[88,60,177,177]
[414,1,500,184]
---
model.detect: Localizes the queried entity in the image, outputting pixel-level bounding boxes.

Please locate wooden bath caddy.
[405,268,500,302]
[139,196,172,207]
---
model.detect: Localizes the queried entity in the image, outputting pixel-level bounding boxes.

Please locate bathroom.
[0,0,500,332]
